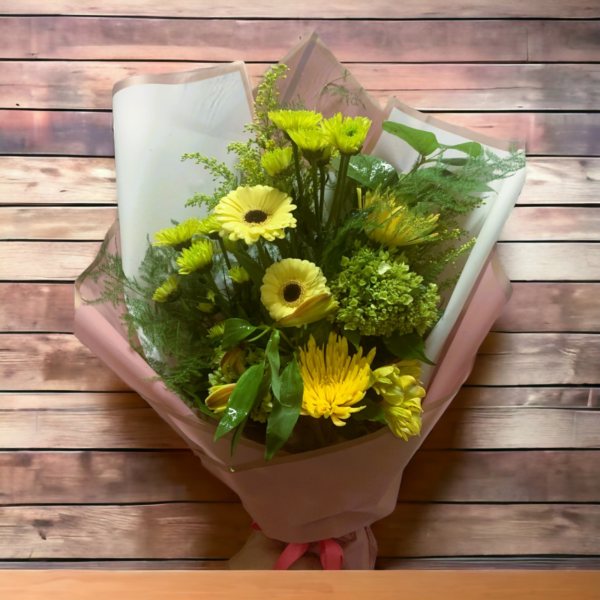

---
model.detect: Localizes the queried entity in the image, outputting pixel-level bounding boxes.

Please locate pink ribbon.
[251,522,343,570]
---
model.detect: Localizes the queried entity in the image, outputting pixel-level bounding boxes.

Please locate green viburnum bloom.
[228,266,250,284]
[152,275,179,303]
[261,147,293,177]
[176,239,214,275]
[321,113,371,156]
[329,244,440,337]
[153,217,201,247]
[268,109,322,133]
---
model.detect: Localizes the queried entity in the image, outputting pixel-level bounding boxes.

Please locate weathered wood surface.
[2,157,598,206]
[3,110,600,156]
[2,449,598,504]
[2,0,599,19]
[1,503,599,559]
[4,61,600,111]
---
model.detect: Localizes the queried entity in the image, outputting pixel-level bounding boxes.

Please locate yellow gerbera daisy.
[261,258,331,322]
[228,266,250,284]
[287,128,329,159]
[299,333,376,426]
[176,239,214,275]
[261,147,293,177]
[214,185,297,245]
[370,360,425,440]
[153,217,201,247]
[268,109,322,133]
[321,113,371,155]
[152,275,178,303]
[196,214,221,238]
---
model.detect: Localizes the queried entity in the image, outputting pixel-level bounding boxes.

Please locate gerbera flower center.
[282,282,303,303]
[244,209,269,224]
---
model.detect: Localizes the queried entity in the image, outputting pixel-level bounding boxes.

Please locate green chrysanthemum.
[198,302,215,314]
[208,323,225,339]
[196,214,222,237]
[152,275,179,303]
[261,147,293,177]
[176,239,214,275]
[153,217,201,247]
[321,113,371,155]
[287,128,329,159]
[330,245,440,337]
[268,109,322,133]
[228,266,250,284]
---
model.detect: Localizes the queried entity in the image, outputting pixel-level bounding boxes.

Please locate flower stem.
[327,153,350,229]
[217,237,232,270]
[256,238,272,269]
[202,272,230,317]
[319,165,327,227]
[310,160,321,236]
[291,141,304,202]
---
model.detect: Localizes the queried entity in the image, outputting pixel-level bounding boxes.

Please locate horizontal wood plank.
[3,110,600,156]
[1,0,598,19]
[2,157,598,206]
[4,62,600,112]
[0,18,530,62]
[2,449,598,504]
[454,387,600,409]
[4,241,600,282]
[1,503,599,558]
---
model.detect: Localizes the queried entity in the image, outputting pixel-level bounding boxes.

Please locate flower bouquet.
[74,34,526,570]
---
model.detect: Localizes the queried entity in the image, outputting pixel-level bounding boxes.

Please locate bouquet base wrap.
[74,33,526,570]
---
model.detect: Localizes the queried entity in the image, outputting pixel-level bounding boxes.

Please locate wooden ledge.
[0,570,599,600]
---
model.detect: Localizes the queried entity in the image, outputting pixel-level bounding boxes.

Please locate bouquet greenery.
[90,65,524,461]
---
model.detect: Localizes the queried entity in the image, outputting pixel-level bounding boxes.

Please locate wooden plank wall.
[1,0,600,570]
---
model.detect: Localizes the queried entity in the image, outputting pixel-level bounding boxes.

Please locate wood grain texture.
[2,390,599,449]
[1,503,599,559]
[1,0,598,19]
[528,20,600,62]
[4,61,600,111]
[2,449,597,504]
[0,18,530,62]
[2,157,597,206]
[0,157,116,205]
[4,110,600,156]
[454,387,600,409]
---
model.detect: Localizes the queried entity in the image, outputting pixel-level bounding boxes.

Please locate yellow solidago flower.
[261,147,293,177]
[268,109,322,133]
[176,239,214,275]
[152,275,178,303]
[261,258,335,324]
[364,191,439,247]
[287,128,329,160]
[196,214,221,238]
[205,383,235,413]
[214,185,297,245]
[299,333,376,426]
[229,266,250,284]
[153,217,201,247]
[207,323,225,339]
[198,302,215,314]
[370,360,425,440]
[321,113,371,155]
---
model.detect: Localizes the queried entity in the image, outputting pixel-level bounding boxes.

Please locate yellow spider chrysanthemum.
[228,266,250,284]
[261,147,293,177]
[207,323,225,339]
[299,333,376,426]
[176,239,214,275]
[261,258,331,322]
[214,185,297,245]
[287,128,329,158]
[198,302,215,313]
[153,217,201,247]
[370,360,425,440]
[152,275,178,303]
[268,109,322,133]
[196,214,221,237]
[321,113,371,155]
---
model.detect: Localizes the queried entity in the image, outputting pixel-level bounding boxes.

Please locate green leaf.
[265,358,304,461]
[383,332,435,366]
[266,330,281,400]
[341,328,361,351]
[382,121,439,157]
[444,141,483,157]
[232,250,265,289]
[345,154,398,191]
[230,416,248,456]
[440,157,469,166]
[221,318,257,350]
[352,397,387,424]
[214,362,265,440]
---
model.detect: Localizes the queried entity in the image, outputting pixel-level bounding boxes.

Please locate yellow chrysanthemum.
[261,147,293,177]
[196,214,221,237]
[198,302,215,314]
[370,360,425,440]
[214,185,297,245]
[207,323,225,339]
[268,109,322,133]
[176,239,214,275]
[299,333,376,426]
[228,266,250,284]
[152,275,178,303]
[261,258,331,322]
[364,191,439,247]
[287,128,329,158]
[153,217,201,247]
[321,113,371,155]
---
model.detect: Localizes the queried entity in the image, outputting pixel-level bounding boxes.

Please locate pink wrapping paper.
[74,33,525,569]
